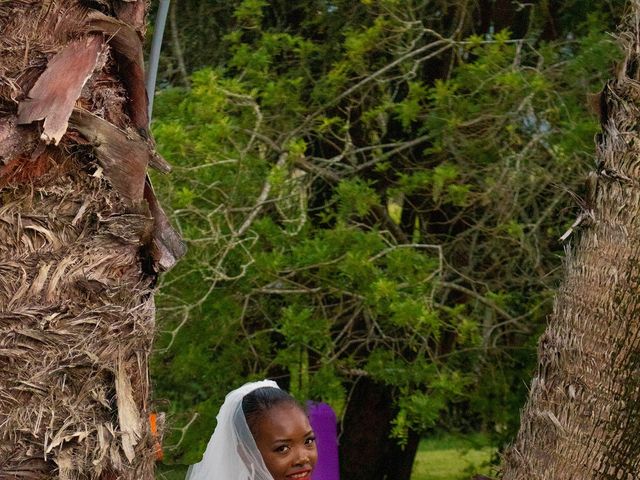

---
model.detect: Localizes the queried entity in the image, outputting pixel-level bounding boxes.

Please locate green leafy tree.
[150,1,625,478]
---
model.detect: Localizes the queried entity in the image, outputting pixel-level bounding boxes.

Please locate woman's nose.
[293,447,310,466]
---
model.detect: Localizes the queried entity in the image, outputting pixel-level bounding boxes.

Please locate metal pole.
[147,0,171,121]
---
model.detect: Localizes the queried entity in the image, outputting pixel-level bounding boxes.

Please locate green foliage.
[336,179,380,218]
[150,0,623,466]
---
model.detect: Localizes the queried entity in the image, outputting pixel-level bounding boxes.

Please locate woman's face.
[251,403,318,480]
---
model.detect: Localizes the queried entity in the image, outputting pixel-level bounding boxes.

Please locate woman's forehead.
[254,403,312,439]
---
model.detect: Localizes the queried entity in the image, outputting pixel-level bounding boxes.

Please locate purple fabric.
[308,402,340,480]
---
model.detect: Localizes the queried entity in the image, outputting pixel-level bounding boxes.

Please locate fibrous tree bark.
[0,1,184,478]
[501,3,640,478]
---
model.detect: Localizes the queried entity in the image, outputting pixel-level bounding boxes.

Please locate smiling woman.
[185,380,317,480]
[244,389,318,480]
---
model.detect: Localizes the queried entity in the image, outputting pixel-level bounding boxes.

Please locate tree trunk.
[0,1,184,478]
[339,378,420,480]
[501,6,640,478]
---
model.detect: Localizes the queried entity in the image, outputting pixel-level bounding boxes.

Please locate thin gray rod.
[147,0,171,121]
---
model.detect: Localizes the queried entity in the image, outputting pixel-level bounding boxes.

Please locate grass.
[156,433,496,480]
[410,433,497,480]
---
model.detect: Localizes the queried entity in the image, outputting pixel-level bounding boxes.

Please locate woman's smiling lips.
[286,468,312,479]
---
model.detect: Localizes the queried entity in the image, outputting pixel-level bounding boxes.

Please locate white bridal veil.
[185,380,279,480]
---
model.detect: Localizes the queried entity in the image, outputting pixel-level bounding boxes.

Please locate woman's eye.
[305,436,316,445]
[275,445,290,453]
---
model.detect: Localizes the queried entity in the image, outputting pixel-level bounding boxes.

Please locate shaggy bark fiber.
[0,0,183,478]
[0,152,156,478]
[501,5,640,479]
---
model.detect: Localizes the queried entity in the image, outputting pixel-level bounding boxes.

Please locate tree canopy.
[149,0,625,473]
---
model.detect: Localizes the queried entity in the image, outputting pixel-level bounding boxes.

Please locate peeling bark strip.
[117,353,143,463]
[17,36,104,145]
[0,0,183,478]
[501,6,640,479]
[144,178,187,271]
[69,108,149,204]
[87,12,149,131]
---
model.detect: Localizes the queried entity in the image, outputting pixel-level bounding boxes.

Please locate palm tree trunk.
[0,1,184,478]
[501,4,640,478]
